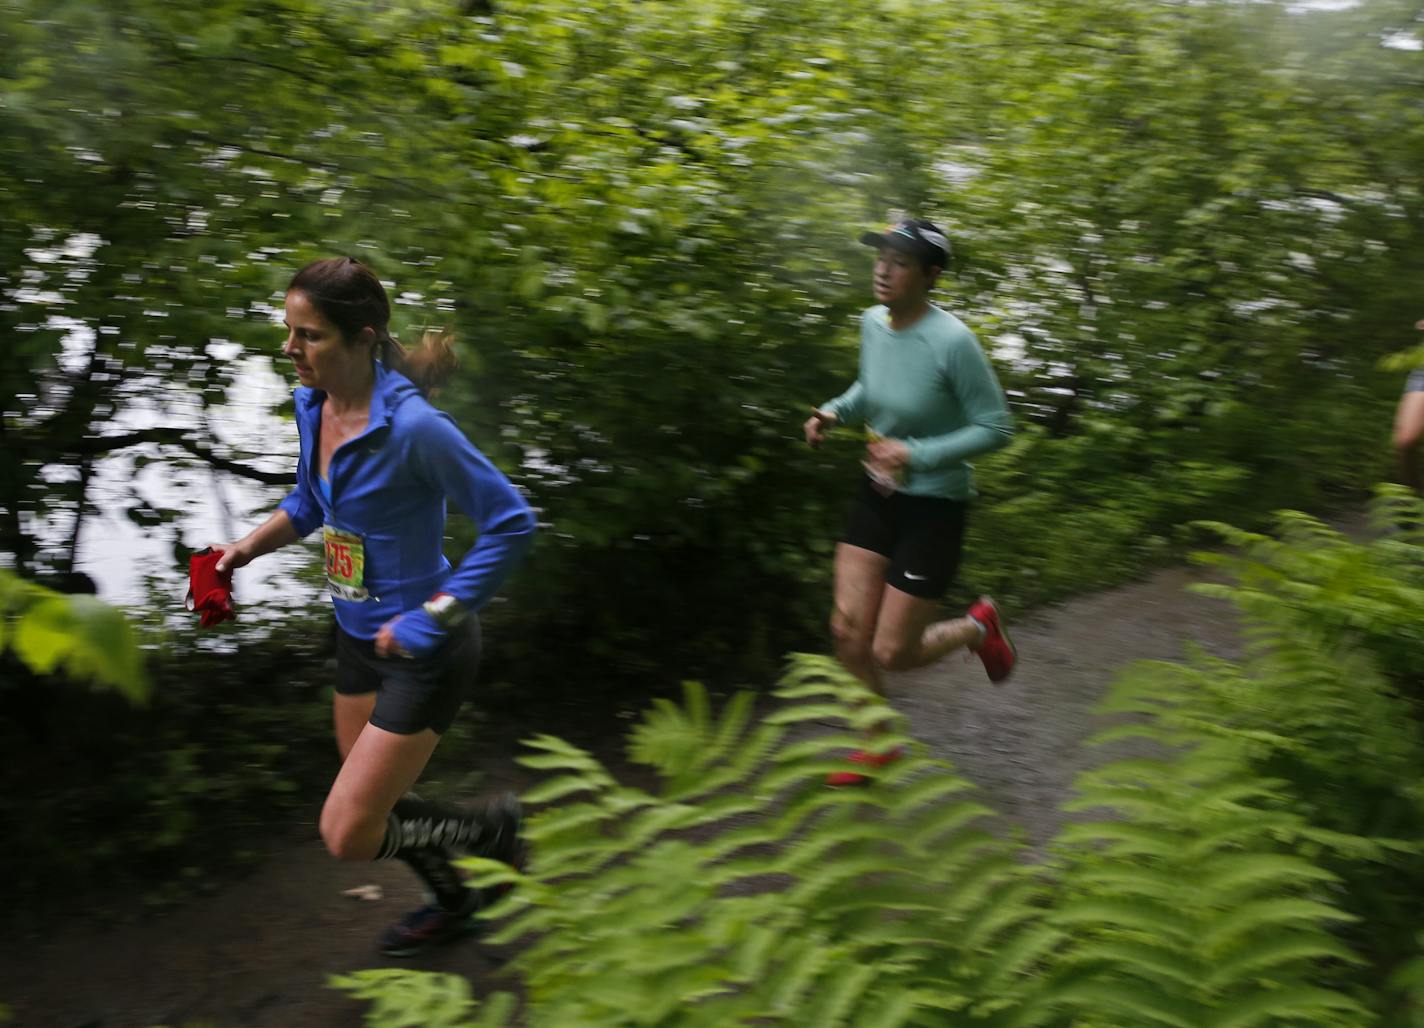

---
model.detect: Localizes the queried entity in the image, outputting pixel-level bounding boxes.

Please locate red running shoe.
[826,746,904,787]
[966,596,1016,684]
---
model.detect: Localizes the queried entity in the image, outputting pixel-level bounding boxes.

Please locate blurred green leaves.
[0,568,150,704]
[2,0,1420,686]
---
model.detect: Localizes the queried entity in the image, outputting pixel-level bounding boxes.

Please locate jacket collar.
[293,361,414,437]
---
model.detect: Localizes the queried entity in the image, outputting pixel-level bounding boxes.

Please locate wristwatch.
[422,592,467,629]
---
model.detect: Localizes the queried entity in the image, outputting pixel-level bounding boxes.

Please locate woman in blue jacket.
[214,257,536,955]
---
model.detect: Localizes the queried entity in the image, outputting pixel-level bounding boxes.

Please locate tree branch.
[27,427,296,486]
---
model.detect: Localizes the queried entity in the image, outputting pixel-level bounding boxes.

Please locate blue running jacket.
[278,361,535,656]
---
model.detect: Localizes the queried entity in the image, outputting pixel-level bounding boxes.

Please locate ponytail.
[378,329,459,397]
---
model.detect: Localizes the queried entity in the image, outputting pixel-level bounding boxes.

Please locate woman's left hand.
[375,617,410,658]
[866,438,910,473]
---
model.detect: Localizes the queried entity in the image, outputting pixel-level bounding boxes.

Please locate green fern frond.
[1209,984,1369,1028]
[660,723,785,802]
[1061,939,1204,989]
[1198,897,1360,953]
[1050,978,1200,1027]
[1055,821,1194,860]
[800,962,880,1027]
[1053,897,1196,938]
[468,992,517,1028]
[519,772,610,805]
[850,988,920,1028]
[328,969,476,1027]
[1201,934,1362,990]
[1192,853,1340,896]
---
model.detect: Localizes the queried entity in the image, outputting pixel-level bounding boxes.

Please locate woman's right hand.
[804,408,837,447]
[212,541,253,575]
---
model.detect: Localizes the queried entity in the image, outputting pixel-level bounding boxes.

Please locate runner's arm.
[822,381,865,425]
[214,510,301,572]
[410,412,536,612]
[217,441,319,572]
[388,410,536,657]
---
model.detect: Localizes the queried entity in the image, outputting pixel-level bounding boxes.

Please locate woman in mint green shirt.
[804,219,1017,779]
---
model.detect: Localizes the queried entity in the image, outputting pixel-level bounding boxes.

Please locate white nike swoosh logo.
[904,572,929,580]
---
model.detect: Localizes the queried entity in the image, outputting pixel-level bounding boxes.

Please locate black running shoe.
[377,899,480,957]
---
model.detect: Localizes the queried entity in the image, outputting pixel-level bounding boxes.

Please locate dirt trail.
[4,563,1245,1028]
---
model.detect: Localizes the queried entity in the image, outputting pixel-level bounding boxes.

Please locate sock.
[375,796,496,860]
[399,846,472,913]
[967,616,987,647]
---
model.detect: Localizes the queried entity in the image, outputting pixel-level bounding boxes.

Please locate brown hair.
[287,257,457,394]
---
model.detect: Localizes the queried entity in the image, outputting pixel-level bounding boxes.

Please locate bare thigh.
[334,691,377,762]
[1395,390,1424,449]
[321,722,442,860]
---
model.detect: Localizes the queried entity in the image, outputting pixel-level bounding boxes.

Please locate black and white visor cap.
[860,220,951,268]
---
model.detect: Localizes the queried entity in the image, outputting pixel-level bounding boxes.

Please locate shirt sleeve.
[822,310,872,424]
[276,429,323,538]
[823,380,865,425]
[406,409,536,612]
[906,331,1014,471]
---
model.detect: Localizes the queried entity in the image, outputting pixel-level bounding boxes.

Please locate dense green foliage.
[336,493,1424,1025]
[3,0,1424,1005]
[3,0,1421,691]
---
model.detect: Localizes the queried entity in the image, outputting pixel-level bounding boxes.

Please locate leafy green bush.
[337,653,1368,1026]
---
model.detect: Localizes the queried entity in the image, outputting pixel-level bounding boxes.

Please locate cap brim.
[860,231,918,254]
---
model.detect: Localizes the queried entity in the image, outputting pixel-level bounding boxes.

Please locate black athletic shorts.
[1407,369,1424,393]
[842,475,968,599]
[333,615,481,736]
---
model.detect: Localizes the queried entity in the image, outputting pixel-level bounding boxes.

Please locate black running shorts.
[333,615,481,735]
[841,475,968,599]
[1407,369,1424,393]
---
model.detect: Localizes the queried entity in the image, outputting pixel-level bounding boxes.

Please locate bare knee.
[319,802,384,861]
[831,610,873,664]
[1395,428,1422,456]
[873,636,918,672]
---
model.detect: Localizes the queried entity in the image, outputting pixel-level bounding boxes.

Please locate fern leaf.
[1202,934,1362,990]
[801,963,880,1027]
[1199,897,1358,953]
[1061,939,1203,989]
[764,933,833,1013]
[1210,984,1368,1028]
[764,701,863,726]
[851,988,920,1028]
[1051,978,1200,1027]
[1193,852,1340,897]
[519,773,609,805]
[1054,897,1195,939]
[327,969,476,1028]
[470,990,517,1028]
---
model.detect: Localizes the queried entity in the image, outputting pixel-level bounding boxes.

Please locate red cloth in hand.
[187,548,235,628]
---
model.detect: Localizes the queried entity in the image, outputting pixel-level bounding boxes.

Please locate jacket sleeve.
[276,428,323,538]
[906,332,1014,471]
[405,409,536,612]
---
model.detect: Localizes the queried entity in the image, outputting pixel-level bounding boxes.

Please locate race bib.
[323,526,370,601]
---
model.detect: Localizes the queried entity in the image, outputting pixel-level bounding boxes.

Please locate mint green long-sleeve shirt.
[822,305,1013,500]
